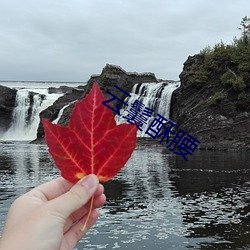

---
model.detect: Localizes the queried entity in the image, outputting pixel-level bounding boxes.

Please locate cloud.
[0,0,249,81]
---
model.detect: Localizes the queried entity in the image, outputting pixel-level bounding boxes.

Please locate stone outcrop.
[36,87,85,140]
[0,85,17,133]
[35,64,159,141]
[172,55,250,150]
[2,59,249,151]
[86,64,158,111]
[48,85,85,94]
[88,64,157,89]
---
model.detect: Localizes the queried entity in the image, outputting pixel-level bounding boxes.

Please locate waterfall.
[116,81,180,137]
[1,89,62,141]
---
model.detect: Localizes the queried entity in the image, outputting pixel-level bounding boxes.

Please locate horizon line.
[0,80,87,83]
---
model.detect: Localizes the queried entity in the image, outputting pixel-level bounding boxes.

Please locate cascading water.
[0,80,178,140]
[116,81,180,137]
[7,90,31,136]
[1,89,62,141]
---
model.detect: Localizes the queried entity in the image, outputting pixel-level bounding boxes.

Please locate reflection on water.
[172,151,250,249]
[0,139,250,249]
[0,142,59,230]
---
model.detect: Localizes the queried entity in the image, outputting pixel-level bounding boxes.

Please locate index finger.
[34,177,74,201]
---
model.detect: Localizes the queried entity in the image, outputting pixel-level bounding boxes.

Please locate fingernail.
[78,174,98,191]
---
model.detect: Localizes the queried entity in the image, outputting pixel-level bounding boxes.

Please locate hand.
[0,174,106,250]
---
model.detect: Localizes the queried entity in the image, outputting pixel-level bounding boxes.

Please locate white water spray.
[1,89,62,141]
[116,81,180,137]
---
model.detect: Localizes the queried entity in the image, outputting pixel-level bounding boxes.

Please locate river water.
[0,139,250,249]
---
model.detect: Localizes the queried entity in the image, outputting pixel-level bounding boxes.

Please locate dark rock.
[170,87,182,122]
[88,64,157,87]
[64,65,158,125]
[178,54,204,87]
[35,88,85,140]
[26,92,46,125]
[48,85,84,94]
[34,64,159,141]
[0,85,17,133]
[86,64,158,114]
[171,54,250,151]
[76,85,85,90]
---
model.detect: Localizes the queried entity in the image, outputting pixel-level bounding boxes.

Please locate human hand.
[0,174,106,250]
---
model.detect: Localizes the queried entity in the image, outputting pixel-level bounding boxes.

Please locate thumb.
[47,174,99,219]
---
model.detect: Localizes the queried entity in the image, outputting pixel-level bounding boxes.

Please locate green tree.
[238,16,250,44]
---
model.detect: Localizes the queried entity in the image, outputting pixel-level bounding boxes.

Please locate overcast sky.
[0,0,249,82]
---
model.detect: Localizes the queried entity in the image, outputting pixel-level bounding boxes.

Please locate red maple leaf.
[42,82,137,183]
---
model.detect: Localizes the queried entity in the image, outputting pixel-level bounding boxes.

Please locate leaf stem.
[80,196,94,232]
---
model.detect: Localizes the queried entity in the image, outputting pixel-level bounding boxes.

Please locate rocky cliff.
[36,87,85,140]
[3,56,249,150]
[86,64,158,111]
[172,54,250,150]
[35,64,159,140]
[0,85,17,133]
[88,64,157,88]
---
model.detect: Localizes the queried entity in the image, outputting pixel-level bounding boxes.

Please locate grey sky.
[0,0,249,82]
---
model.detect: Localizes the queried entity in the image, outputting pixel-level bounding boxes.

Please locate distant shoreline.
[0,80,87,89]
[0,80,86,84]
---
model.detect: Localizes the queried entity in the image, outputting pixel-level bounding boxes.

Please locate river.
[0,139,250,249]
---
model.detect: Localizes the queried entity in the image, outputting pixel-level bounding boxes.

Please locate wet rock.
[48,86,73,94]
[48,85,85,94]
[34,64,159,141]
[35,87,85,140]
[0,85,17,133]
[171,54,250,151]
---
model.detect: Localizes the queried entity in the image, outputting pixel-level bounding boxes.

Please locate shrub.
[200,46,213,55]
[233,76,246,91]
[221,71,246,91]
[186,64,209,86]
[207,91,228,106]
[221,71,236,86]
[238,91,247,100]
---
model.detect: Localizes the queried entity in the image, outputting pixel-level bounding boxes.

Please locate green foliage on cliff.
[220,71,246,91]
[197,17,250,88]
[183,17,250,111]
[207,91,228,106]
[199,38,250,90]
[185,64,209,85]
